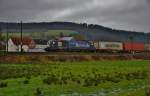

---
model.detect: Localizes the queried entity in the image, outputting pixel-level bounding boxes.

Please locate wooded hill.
[0,22,150,43]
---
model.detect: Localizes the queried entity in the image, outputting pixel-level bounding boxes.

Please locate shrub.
[83,79,93,87]
[23,79,29,84]
[0,82,8,88]
[34,88,44,96]
[145,87,150,96]
[26,75,31,80]
[43,75,59,85]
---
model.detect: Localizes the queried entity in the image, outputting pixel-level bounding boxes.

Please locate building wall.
[20,45,29,52]
[8,39,29,52]
[8,39,18,52]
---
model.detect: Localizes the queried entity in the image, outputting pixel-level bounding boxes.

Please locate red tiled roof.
[11,37,36,49]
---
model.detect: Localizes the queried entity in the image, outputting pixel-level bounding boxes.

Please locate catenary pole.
[20,21,23,53]
[6,23,8,53]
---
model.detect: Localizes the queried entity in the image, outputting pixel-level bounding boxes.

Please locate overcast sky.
[0,0,150,32]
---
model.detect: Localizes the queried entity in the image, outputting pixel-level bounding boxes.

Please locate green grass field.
[0,61,150,96]
[1,29,77,39]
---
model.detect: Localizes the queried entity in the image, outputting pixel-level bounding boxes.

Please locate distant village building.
[0,41,6,50]
[8,37,36,52]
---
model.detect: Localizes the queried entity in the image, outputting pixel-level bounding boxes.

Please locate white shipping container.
[99,41,123,50]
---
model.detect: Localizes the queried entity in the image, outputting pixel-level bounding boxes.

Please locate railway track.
[1,51,149,56]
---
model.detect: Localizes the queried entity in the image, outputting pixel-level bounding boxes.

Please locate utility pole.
[129,35,134,54]
[20,21,23,53]
[0,27,1,39]
[6,23,9,53]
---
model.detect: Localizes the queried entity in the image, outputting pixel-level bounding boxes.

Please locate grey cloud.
[0,0,92,21]
[55,0,150,32]
[0,0,150,32]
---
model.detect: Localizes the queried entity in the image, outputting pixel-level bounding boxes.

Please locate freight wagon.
[45,39,149,53]
[123,42,145,52]
[91,41,123,52]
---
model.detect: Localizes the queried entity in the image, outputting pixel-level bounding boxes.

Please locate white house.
[7,37,36,52]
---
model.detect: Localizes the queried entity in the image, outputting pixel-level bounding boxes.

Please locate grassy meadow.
[0,60,150,96]
[1,29,77,39]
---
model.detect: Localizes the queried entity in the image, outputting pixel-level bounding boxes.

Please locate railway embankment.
[1,52,150,64]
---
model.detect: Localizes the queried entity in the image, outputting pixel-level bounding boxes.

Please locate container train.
[45,40,95,52]
[45,40,150,53]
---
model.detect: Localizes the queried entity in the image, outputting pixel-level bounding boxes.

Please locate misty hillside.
[0,22,150,43]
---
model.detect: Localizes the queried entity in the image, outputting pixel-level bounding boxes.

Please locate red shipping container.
[123,42,144,51]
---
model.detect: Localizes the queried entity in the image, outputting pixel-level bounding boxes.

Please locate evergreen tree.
[59,32,64,37]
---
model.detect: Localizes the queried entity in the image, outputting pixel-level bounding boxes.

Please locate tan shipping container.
[145,44,150,51]
[99,41,123,50]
